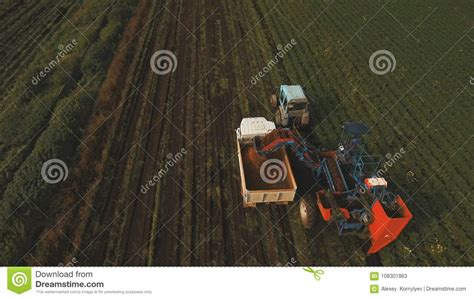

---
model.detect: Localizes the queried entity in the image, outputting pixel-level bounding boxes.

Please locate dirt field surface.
[1,0,472,266]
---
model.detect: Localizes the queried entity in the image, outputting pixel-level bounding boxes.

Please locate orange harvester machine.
[253,122,412,254]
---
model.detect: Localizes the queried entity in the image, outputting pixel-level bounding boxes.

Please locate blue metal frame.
[337,220,365,235]
[253,123,393,236]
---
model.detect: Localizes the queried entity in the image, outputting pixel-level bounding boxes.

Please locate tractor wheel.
[300,196,316,229]
[270,95,277,108]
[275,110,282,126]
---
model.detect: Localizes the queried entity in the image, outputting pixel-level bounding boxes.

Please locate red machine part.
[316,189,412,254]
[259,137,295,153]
[316,191,350,221]
[367,195,412,254]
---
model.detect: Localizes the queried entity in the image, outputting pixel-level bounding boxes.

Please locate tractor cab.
[270,85,310,128]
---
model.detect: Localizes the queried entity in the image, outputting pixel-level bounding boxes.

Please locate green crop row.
[0,0,138,264]
[247,0,473,265]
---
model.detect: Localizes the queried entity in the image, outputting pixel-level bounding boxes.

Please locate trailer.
[236,117,297,208]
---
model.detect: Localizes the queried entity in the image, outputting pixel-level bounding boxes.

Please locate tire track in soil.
[26,0,159,265]
[173,6,200,265]
[168,0,244,266]
[205,0,237,265]
[167,0,198,266]
[168,0,202,266]
[250,0,363,265]
[226,2,270,265]
[188,0,232,266]
[171,0,215,266]
[249,0,303,265]
[93,0,175,265]
[229,0,299,265]
[103,0,191,265]
[117,3,181,265]
[80,0,162,264]
[224,5,257,265]
[136,0,196,266]
[177,0,222,266]
[214,0,250,266]
[35,0,372,266]
[185,0,206,266]
[190,0,215,266]
[187,0,207,266]
[119,0,255,266]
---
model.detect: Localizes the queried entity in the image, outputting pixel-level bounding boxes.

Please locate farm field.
[0,0,473,266]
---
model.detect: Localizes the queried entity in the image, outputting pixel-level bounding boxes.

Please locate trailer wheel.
[243,199,256,208]
[270,95,277,108]
[300,197,316,229]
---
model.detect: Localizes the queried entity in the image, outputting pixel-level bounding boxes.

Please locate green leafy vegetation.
[0,0,138,264]
[0,0,472,266]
